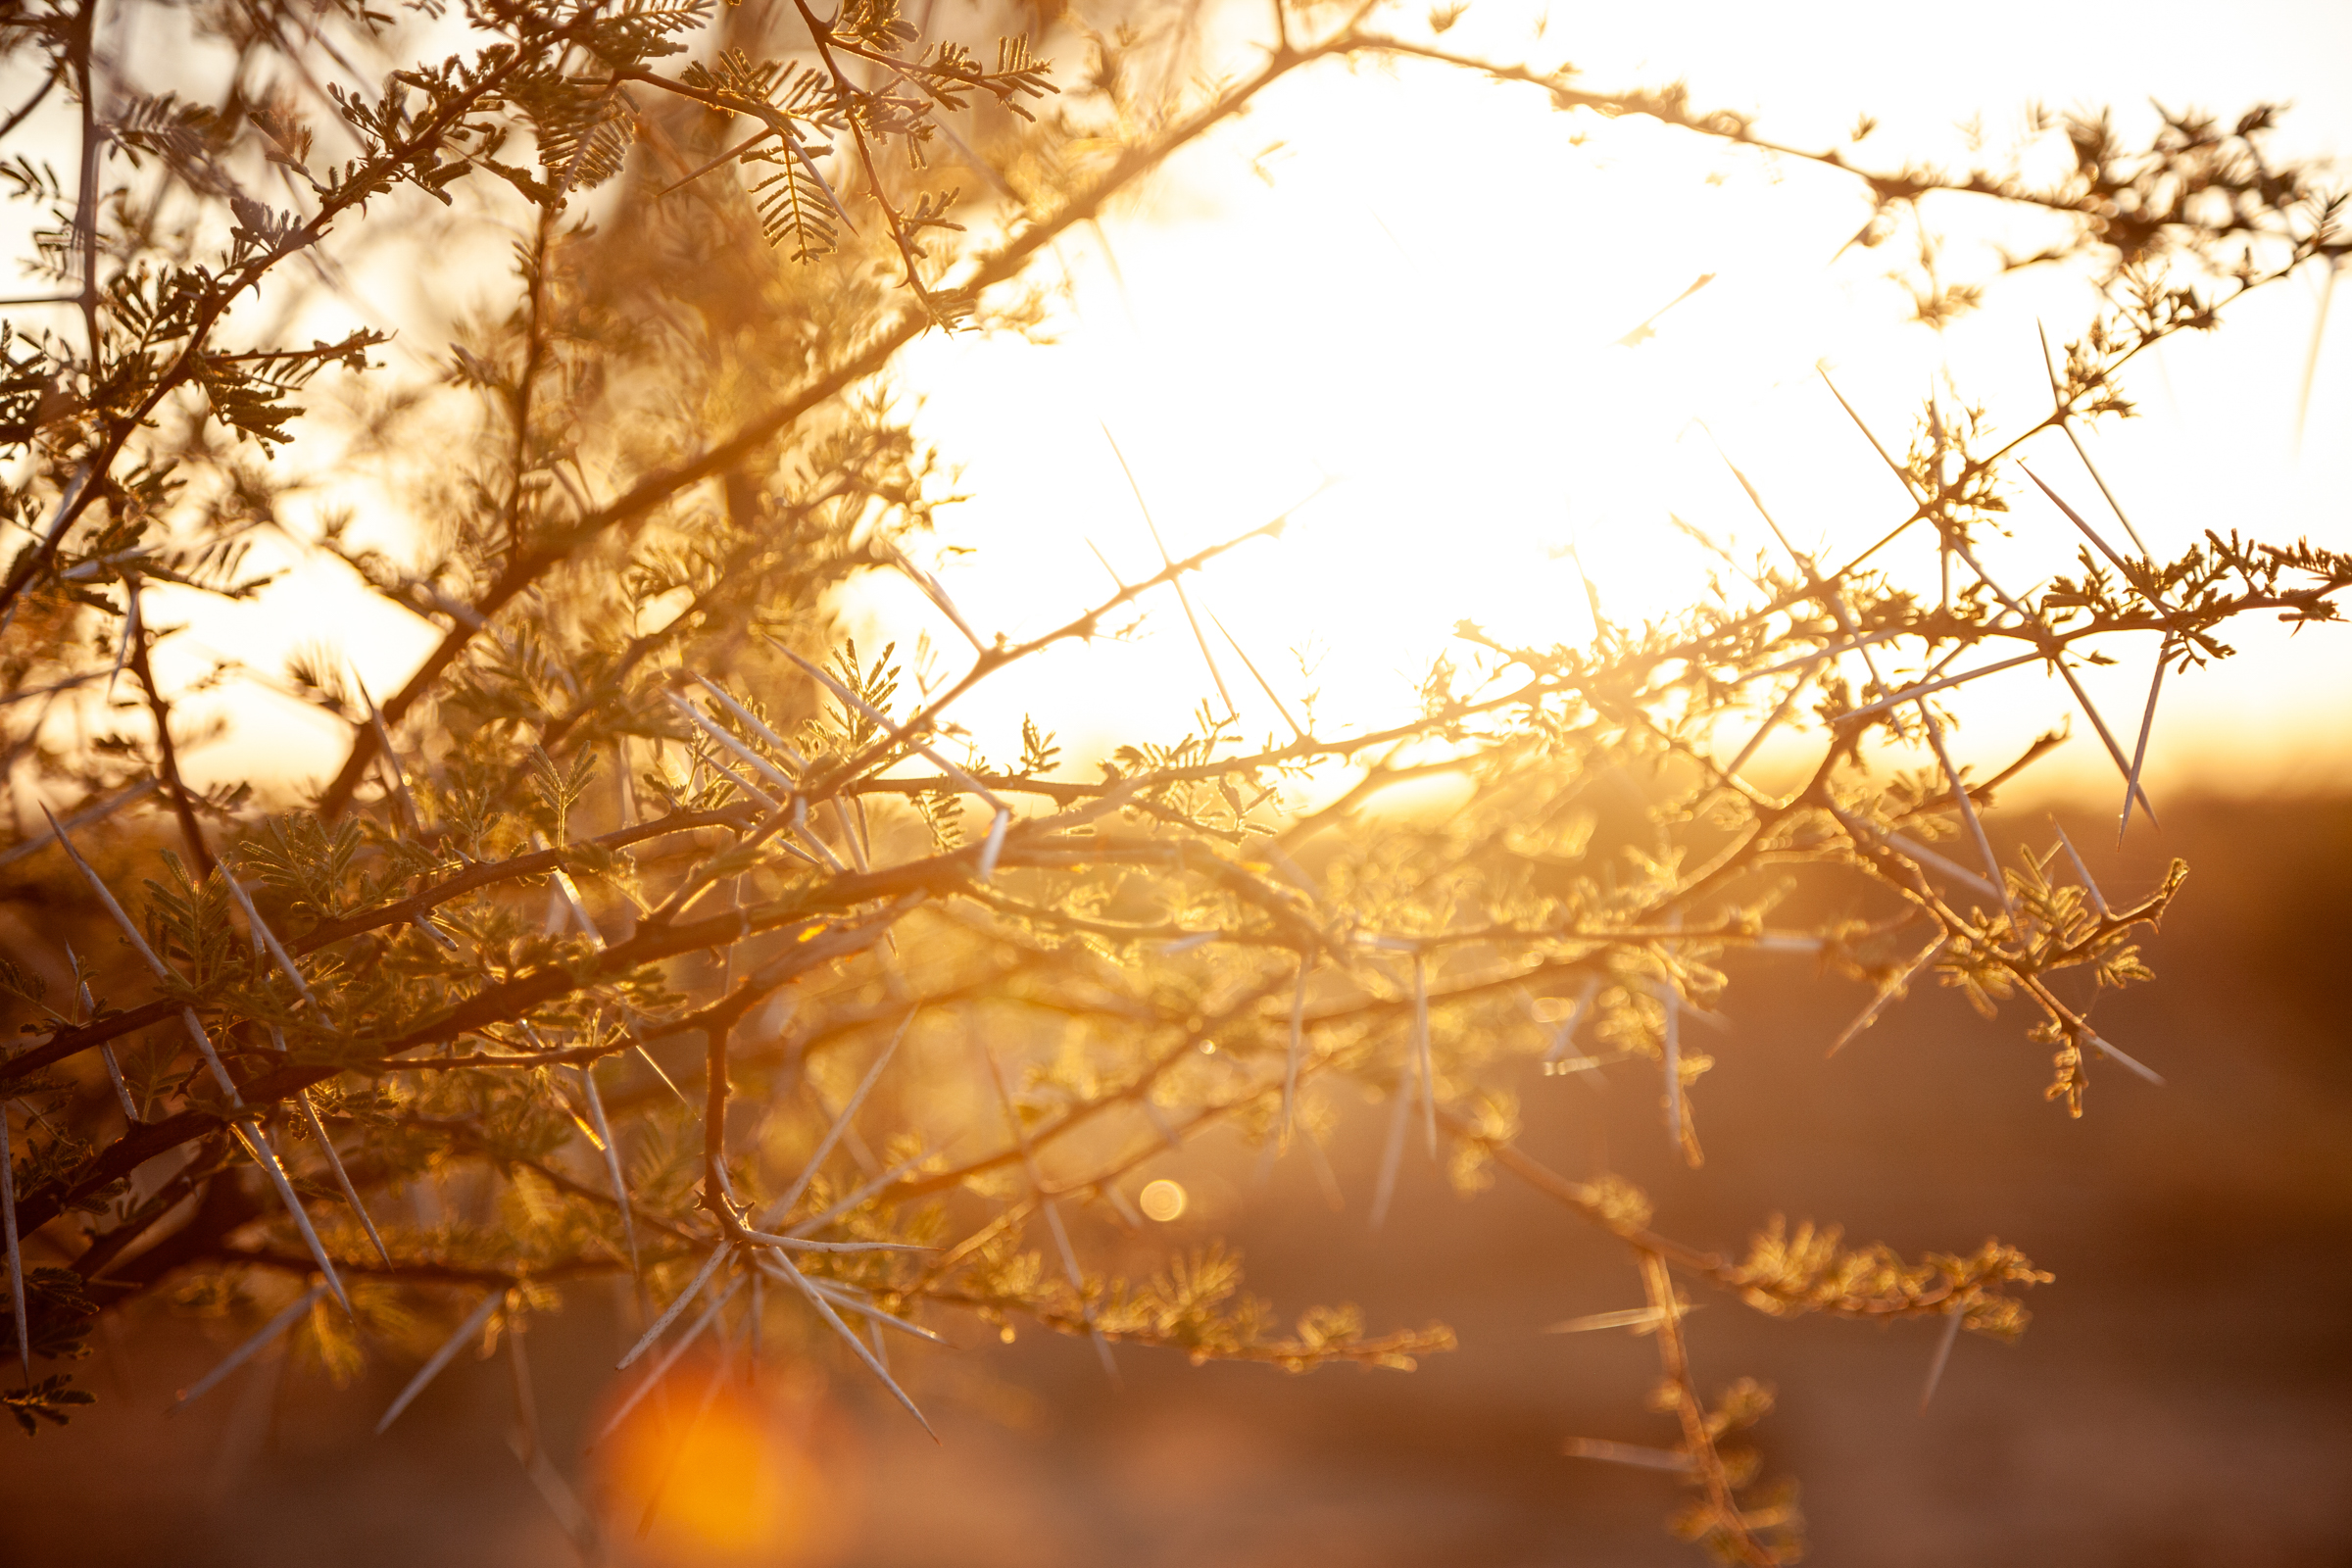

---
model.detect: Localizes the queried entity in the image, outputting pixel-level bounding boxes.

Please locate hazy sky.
[63,0,2347,814]
[876,0,2352,811]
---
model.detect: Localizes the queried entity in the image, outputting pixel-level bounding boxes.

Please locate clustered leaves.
[0,2,2344,1564]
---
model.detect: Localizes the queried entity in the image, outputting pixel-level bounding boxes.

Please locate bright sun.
[146,0,2350,807]
[859,0,2351,806]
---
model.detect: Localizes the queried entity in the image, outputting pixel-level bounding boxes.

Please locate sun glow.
[850,0,2352,806]
[113,0,2351,808]
[600,1358,858,1564]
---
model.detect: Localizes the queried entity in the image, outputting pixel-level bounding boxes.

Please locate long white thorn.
[2020,462,2133,576]
[666,690,796,792]
[980,1043,1116,1383]
[411,912,461,952]
[884,544,989,654]
[528,842,606,949]
[1210,610,1307,740]
[179,1008,241,1103]
[1725,659,1819,778]
[353,670,421,830]
[1943,541,2158,824]
[1106,1180,1149,1230]
[1921,714,2014,920]
[234,1118,353,1317]
[697,748,782,813]
[769,1252,936,1438]
[784,1145,935,1239]
[2051,822,2112,920]
[171,1032,347,1317]
[1748,628,1905,682]
[42,809,340,1294]
[1563,1438,1699,1473]
[1545,1304,1695,1335]
[2118,640,2170,843]
[1829,938,1946,1056]
[2058,426,2153,558]
[2292,259,2338,456]
[0,780,158,873]
[761,1011,915,1227]
[692,676,808,768]
[772,834,829,871]
[783,127,858,232]
[594,1277,743,1446]
[169,1282,327,1412]
[296,1088,390,1267]
[801,1275,946,1344]
[1920,1305,1964,1413]
[622,1050,688,1116]
[377,1290,504,1435]
[221,876,316,1007]
[785,796,848,873]
[1102,423,1236,718]
[771,643,1007,811]
[829,800,871,873]
[748,1270,763,1384]
[1840,650,2042,721]
[1082,537,1129,591]
[2086,1032,2164,1086]
[616,1244,730,1370]
[736,1230,931,1254]
[975,807,1009,882]
[42,805,177,984]
[609,1013,694,1108]
[66,946,138,1121]
[1043,1197,1120,1385]
[1832,807,2002,901]
[505,1332,598,1552]
[578,1062,638,1274]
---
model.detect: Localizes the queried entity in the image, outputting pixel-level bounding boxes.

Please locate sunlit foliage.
[0,1,2345,1561]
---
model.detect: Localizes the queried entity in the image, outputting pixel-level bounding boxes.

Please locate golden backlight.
[154,0,2348,808]
[858,0,2352,805]
[599,1357,860,1564]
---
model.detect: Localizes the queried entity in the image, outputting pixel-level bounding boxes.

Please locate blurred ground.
[2,796,2347,1567]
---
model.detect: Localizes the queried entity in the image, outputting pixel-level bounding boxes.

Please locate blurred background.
[4,0,2349,1562]
[3,797,2346,1565]
[68,0,2349,813]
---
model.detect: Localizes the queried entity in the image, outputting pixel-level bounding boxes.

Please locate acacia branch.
[315,16,1359,818]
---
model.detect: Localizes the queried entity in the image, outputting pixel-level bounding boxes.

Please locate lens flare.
[598,1356,860,1565]
[1139,1179,1189,1222]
